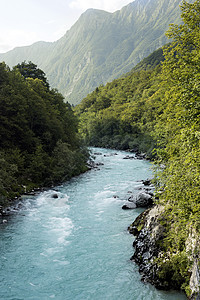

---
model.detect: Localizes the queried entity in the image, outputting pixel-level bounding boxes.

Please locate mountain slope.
[0,0,194,105]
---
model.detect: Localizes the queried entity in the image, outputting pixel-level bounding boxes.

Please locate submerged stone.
[52,193,59,199]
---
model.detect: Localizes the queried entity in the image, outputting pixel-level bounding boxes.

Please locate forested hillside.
[76,0,200,297]
[0,62,88,206]
[0,0,192,105]
[75,47,164,157]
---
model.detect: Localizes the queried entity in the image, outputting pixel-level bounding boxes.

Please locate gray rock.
[52,193,59,199]
[135,153,146,159]
[122,202,137,209]
[135,192,153,207]
[128,195,136,202]
[190,259,200,300]
[141,179,152,186]
[129,206,167,289]
[123,155,135,160]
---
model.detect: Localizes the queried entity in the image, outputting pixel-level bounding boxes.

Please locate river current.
[0,148,186,300]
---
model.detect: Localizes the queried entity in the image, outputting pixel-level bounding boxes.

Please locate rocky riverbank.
[122,179,154,210]
[128,204,200,300]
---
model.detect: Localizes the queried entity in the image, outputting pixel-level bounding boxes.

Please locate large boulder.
[135,192,153,208]
[122,191,153,210]
[122,202,137,210]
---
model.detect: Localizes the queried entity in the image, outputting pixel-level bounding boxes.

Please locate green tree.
[152,1,200,294]
[0,62,88,203]
[14,61,49,88]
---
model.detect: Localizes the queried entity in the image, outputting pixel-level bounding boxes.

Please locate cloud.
[69,0,132,12]
[0,30,38,53]
[45,19,56,25]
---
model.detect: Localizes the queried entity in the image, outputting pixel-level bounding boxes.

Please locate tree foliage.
[0,62,88,205]
[75,54,163,157]
[152,3,200,292]
[14,61,50,88]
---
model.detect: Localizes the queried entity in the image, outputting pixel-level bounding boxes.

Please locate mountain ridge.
[0,0,194,104]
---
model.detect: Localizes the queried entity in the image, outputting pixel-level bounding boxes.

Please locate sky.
[0,0,133,53]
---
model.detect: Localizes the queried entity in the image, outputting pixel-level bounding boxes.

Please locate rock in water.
[122,202,137,210]
[135,192,153,207]
[52,193,59,199]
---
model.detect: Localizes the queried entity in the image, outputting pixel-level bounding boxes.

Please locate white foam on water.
[40,245,67,260]
[29,282,36,287]
[94,190,117,200]
[91,190,123,213]
[96,210,104,215]
[36,190,69,208]
[57,236,71,245]
[29,190,74,251]
[48,216,73,229]
[43,247,60,256]
[95,210,105,219]
[53,259,69,266]
[45,216,73,246]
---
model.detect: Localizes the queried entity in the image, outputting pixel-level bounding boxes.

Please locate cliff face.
[186,230,200,300]
[189,261,200,300]
[128,205,200,299]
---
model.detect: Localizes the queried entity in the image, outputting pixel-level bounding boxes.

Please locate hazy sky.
[0,0,133,53]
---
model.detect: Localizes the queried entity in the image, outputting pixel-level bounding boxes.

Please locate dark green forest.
[75,0,200,295]
[0,62,88,205]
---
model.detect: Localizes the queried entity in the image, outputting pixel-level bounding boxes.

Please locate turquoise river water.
[0,148,187,300]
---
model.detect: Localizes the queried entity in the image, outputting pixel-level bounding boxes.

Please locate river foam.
[0,148,187,300]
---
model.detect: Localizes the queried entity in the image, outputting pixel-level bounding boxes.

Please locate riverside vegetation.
[75,1,200,298]
[0,61,89,206]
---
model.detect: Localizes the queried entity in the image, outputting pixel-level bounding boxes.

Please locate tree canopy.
[14,61,50,88]
[0,62,88,204]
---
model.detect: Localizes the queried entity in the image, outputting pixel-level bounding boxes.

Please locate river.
[0,148,186,300]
